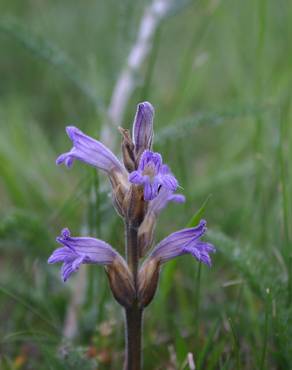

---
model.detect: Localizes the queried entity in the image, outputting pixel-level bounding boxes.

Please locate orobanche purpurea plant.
[48,102,216,370]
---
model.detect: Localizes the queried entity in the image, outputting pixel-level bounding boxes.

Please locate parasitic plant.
[48,102,216,370]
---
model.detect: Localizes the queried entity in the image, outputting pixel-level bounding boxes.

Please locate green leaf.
[187,194,212,227]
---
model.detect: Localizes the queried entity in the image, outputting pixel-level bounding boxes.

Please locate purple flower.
[56,126,124,174]
[150,220,216,266]
[132,102,154,157]
[48,228,120,282]
[148,187,185,216]
[129,150,178,201]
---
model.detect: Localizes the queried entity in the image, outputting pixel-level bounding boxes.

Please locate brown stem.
[125,222,143,370]
[125,306,143,370]
[126,222,139,285]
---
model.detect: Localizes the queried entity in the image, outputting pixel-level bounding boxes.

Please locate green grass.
[0,0,292,369]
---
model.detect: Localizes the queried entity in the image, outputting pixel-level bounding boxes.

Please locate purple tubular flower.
[129,150,178,201]
[150,220,216,266]
[148,187,185,216]
[56,126,124,174]
[132,102,154,156]
[48,228,119,282]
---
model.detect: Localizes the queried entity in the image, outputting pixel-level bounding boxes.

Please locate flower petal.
[151,152,162,171]
[47,247,75,264]
[61,262,75,282]
[144,180,160,201]
[169,194,185,203]
[72,256,85,271]
[128,170,145,185]
[148,188,185,215]
[138,150,152,171]
[159,173,178,191]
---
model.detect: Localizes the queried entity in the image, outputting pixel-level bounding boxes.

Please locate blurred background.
[0,0,291,369]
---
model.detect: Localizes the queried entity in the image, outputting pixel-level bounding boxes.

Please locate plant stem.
[125,222,143,370]
[125,306,143,370]
[126,222,139,286]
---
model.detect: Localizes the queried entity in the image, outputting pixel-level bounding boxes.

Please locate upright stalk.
[125,306,143,370]
[126,222,139,284]
[125,222,143,370]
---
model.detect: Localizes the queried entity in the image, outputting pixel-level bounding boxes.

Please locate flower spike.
[48,101,216,364]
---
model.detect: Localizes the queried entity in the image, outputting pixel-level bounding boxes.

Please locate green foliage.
[0,0,291,369]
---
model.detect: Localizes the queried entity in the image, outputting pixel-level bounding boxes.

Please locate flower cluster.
[48,101,215,308]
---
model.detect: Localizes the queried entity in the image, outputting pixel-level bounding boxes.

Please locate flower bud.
[132,102,154,162]
[124,185,146,225]
[138,257,160,308]
[119,127,136,172]
[110,170,130,217]
[106,256,136,308]
[138,212,156,257]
